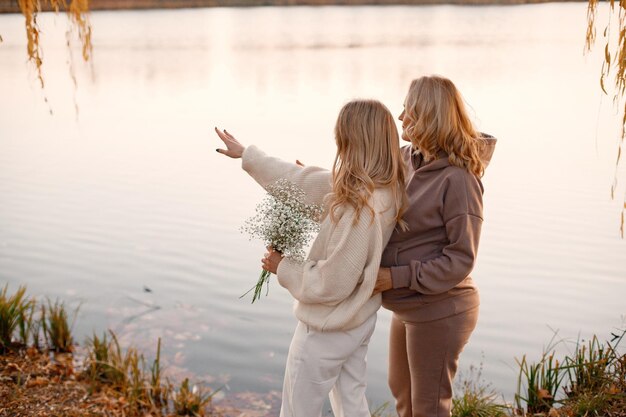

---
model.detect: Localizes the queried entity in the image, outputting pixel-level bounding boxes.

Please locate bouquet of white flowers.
[241,179,323,303]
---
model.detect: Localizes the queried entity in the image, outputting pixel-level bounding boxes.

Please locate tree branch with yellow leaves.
[17,0,92,91]
[586,0,626,238]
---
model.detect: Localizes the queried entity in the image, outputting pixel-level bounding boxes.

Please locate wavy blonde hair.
[328,99,407,228]
[402,76,485,177]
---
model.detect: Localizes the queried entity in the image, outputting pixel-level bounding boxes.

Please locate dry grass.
[0,284,33,352]
[3,285,624,417]
[0,286,222,416]
[513,330,626,417]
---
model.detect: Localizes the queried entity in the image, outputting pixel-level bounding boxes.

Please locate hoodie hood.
[477,133,497,169]
[407,132,497,173]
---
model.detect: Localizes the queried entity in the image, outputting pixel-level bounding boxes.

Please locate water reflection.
[0,3,624,406]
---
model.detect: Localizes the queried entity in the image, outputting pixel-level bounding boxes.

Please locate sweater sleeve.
[276,208,380,305]
[390,173,484,295]
[241,145,332,206]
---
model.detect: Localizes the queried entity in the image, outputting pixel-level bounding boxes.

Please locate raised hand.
[214,127,245,159]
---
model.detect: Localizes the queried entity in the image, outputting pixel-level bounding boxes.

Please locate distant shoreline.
[0,0,585,14]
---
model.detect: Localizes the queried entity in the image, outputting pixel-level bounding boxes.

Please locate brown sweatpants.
[388,307,479,417]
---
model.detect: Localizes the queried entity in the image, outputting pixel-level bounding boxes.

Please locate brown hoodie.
[381,135,497,323]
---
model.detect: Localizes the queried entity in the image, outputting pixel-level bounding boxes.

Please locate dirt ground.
[0,347,282,417]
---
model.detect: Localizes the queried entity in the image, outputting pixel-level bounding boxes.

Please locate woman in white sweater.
[215,99,406,417]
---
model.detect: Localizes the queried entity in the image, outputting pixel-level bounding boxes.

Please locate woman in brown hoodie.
[373,76,496,417]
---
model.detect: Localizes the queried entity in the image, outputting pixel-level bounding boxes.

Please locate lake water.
[1,2,625,412]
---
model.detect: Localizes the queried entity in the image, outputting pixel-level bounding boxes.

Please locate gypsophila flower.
[240,179,323,303]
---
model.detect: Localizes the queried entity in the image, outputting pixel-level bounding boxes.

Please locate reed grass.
[0,284,33,351]
[172,377,215,417]
[514,329,626,416]
[41,298,78,353]
[3,285,622,417]
[84,330,151,412]
[84,330,216,416]
[16,300,36,346]
[148,337,170,411]
[85,331,126,387]
[125,345,148,414]
[453,383,509,417]
[84,330,144,393]
[1,285,220,416]
[564,335,613,397]
[569,390,612,417]
[515,352,565,414]
[453,363,509,417]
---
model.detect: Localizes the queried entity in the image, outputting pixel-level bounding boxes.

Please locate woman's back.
[280,186,398,331]
[241,144,400,331]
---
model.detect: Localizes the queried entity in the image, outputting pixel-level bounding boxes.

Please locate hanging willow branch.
[586,0,626,238]
[17,0,92,90]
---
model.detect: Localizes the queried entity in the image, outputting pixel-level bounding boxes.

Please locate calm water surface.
[1,3,625,407]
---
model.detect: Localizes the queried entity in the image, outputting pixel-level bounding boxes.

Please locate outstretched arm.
[214,127,332,206]
[215,127,245,158]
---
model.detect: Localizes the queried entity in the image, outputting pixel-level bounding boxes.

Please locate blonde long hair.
[328,99,407,228]
[403,76,485,177]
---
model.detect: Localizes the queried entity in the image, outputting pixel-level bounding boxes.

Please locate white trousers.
[279,313,377,417]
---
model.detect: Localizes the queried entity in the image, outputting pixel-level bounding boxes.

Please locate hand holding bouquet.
[241,179,322,303]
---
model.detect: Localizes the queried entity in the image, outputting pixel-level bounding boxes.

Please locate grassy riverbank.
[0,285,279,417]
[0,0,586,13]
[1,285,624,417]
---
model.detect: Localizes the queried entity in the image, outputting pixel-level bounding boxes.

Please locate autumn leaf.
[537,388,553,400]
[26,376,49,387]
[548,407,561,417]
[607,384,621,395]
[6,362,22,373]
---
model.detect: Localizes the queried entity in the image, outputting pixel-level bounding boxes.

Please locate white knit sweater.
[242,145,398,331]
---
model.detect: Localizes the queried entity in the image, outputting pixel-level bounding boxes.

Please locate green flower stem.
[239,270,272,303]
